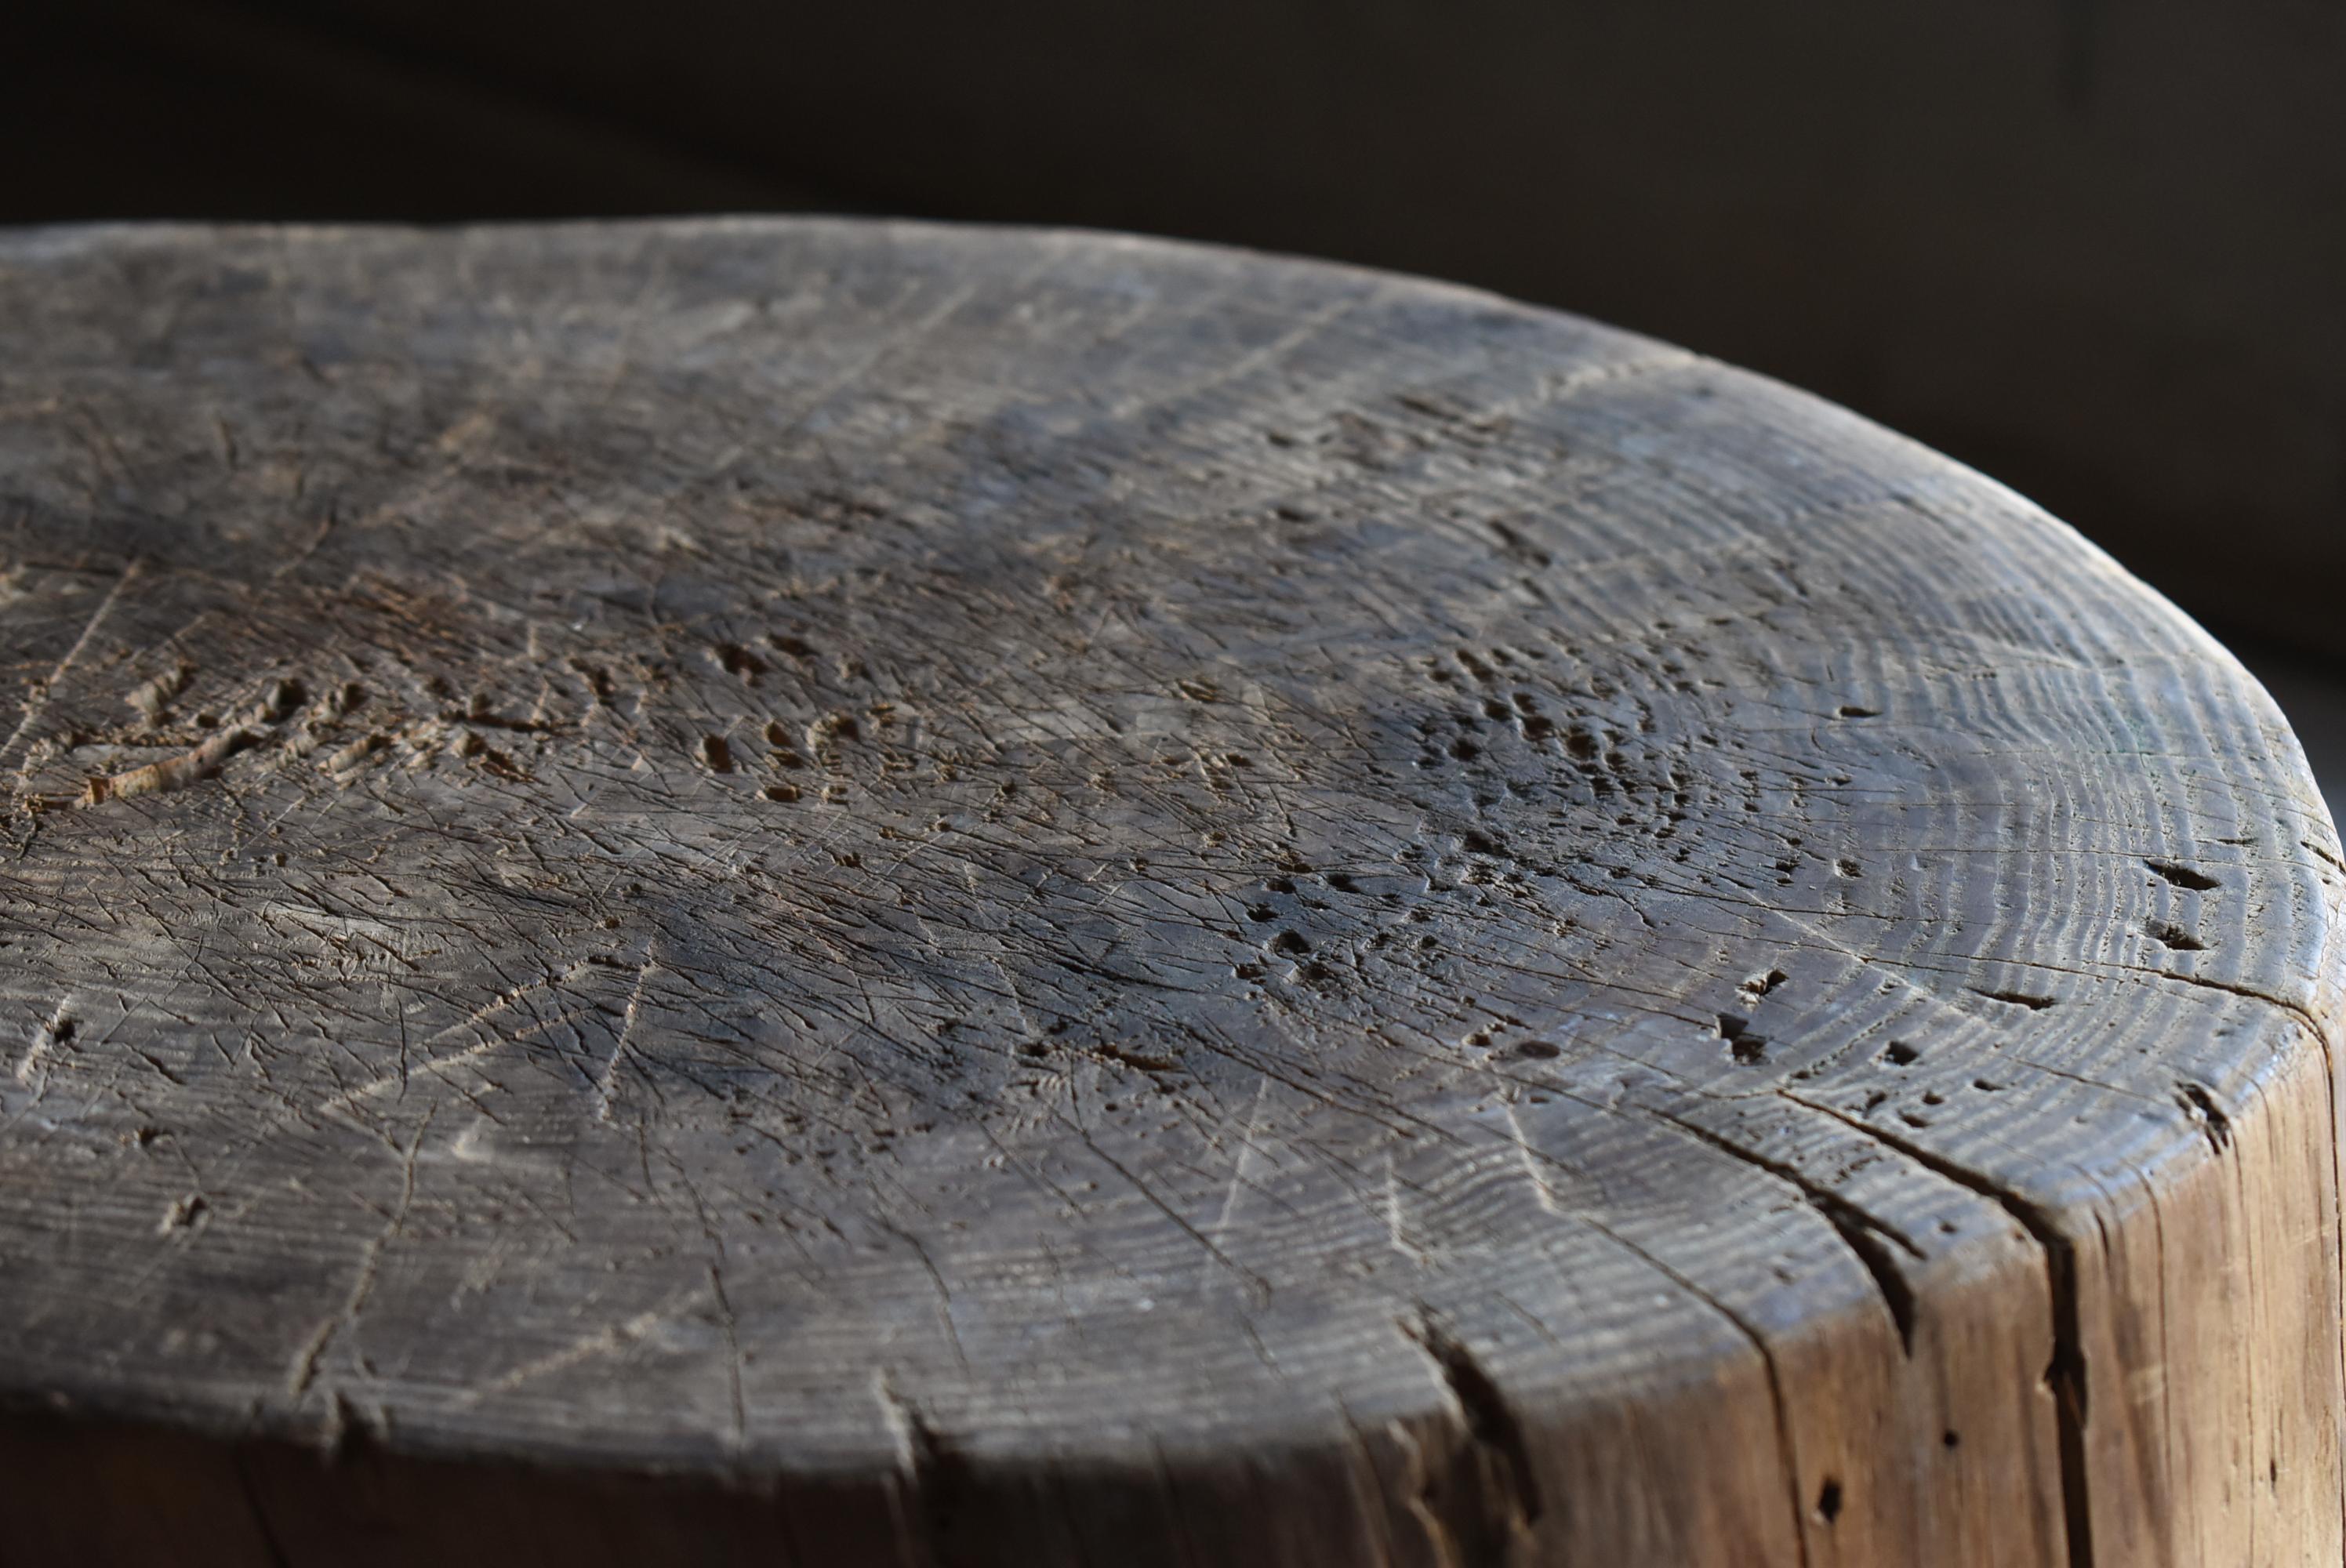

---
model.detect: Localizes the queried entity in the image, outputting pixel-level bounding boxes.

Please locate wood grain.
[0,219,2337,1566]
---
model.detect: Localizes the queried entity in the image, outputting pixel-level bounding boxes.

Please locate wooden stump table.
[0,220,2339,1567]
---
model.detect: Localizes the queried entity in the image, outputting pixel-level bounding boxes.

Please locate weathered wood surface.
[0,220,2337,1566]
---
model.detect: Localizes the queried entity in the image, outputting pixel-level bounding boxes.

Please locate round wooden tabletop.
[0,220,2338,1567]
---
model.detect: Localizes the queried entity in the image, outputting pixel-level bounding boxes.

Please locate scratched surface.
[0,221,2337,1566]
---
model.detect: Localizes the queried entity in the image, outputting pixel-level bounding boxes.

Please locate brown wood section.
[0,220,2337,1565]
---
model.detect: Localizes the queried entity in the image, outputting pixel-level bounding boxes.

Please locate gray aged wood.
[0,220,2338,1566]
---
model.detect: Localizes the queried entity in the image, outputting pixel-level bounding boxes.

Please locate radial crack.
[1787,1093,2095,1568]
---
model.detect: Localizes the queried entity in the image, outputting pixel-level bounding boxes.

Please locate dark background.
[12,0,2341,800]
